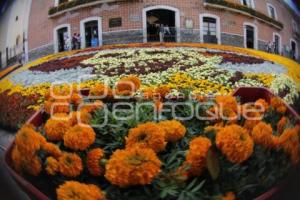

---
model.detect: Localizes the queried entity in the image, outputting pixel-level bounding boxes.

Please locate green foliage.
[86,99,294,200]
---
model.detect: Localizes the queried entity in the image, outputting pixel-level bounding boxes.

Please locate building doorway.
[273,33,281,54]
[245,25,254,49]
[146,9,175,42]
[291,40,297,60]
[57,27,68,52]
[244,23,257,49]
[143,5,180,43]
[80,17,102,49]
[84,20,99,48]
[54,24,71,53]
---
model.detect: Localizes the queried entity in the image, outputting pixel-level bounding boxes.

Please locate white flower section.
[270,74,299,105]
[10,67,94,87]
[217,62,286,74]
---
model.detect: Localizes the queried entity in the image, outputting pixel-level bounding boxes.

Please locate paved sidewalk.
[0,128,29,200]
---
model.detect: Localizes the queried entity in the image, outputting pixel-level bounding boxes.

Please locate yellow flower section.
[166,72,232,95]
[167,42,300,84]
[245,73,275,87]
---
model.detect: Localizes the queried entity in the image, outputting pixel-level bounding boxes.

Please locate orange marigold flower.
[105,147,161,187]
[216,125,254,163]
[89,83,113,98]
[116,75,141,92]
[26,156,42,176]
[46,157,59,176]
[68,111,92,126]
[126,122,166,153]
[270,97,287,114]
[221,192,236,200]
[243,111,262,131]
[42,142,62,158]
[252,122,275,148]
[11,147,41,176]
[277,117,287,134]
[44,113,71,141]
[142,87,155,100]
[56,181,105,200]
[184,136,212,177]
[155,85,171,99]
[44,99,70,115]
[216,95,238,113]
[70,93,83,105]
[63,125,96,151]
[58,152,83,177]
[15,124,46,157]
[87,148,105,176]
[158,120,186,142]
[255,99,269,112]
[80,100,104,113]
[279,128,300,164]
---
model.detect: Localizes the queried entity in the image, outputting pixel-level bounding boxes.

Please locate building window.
[240,0,254,8]
[59,0,69,4]
[203,17,217,44]
[267,4,277,20]
[292,20,298,33]
[200,14,221,44]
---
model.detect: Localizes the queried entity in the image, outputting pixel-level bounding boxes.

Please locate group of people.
[71,33,81,50]
[147,24,174,42]
[266,41,280,54]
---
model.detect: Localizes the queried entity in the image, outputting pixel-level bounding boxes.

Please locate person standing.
[159,24,164,42]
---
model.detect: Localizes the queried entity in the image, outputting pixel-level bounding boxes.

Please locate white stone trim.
[142,5,181,43]
[102,28,141,34]
[80,17,103,49]
[199,13,221,45]
[54,0,59,7]
[243,22,258,49]
[53,24,71,53]
[290,38,298,60]
[272,32,282,54]
[267,3,278,20]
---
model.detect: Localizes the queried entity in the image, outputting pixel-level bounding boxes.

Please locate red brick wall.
[28,0,300,53]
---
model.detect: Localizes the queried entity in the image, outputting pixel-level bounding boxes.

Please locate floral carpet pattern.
[0,43,299,130]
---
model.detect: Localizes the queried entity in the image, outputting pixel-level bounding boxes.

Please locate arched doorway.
[53,24,71,53]
[243,23,258,49]
[80,17,102,49]
[290,39,298,60]
[142,5,180,43]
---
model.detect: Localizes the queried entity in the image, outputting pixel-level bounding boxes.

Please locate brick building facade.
[27,0,300,61]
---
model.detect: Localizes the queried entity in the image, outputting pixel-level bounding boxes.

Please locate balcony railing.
[204,0,284,30]
[49,0,135,17]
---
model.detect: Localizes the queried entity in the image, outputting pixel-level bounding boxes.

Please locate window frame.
[240,0,255,9]
[199,13,221,45]
[243,22,258,50]
[267,3,278,20]
[272,32,282,55]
